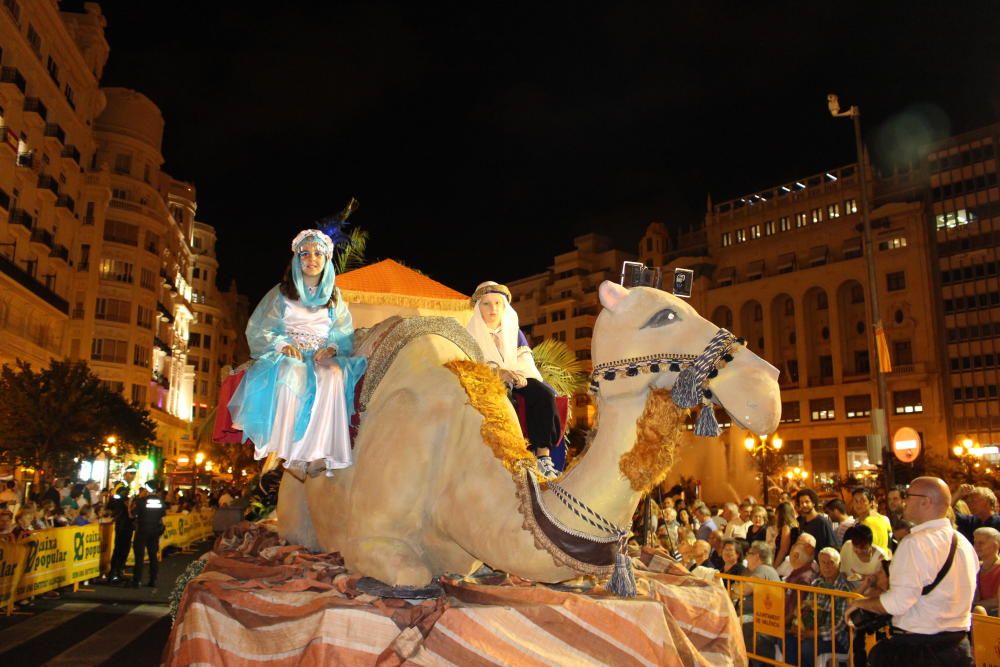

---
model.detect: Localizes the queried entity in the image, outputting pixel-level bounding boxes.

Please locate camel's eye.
[642,308,679,328]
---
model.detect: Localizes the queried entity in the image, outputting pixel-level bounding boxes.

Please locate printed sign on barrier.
[15,524,102,598]
[0,541,27,612]
[753,583,786,639]
[973,613,1000,667]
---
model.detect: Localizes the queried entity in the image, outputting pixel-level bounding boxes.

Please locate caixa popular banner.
[0,541,28,613]
[15,523,103,598]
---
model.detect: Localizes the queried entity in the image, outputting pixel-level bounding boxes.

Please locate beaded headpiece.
[470,281,512,306]
[290,229,335,258]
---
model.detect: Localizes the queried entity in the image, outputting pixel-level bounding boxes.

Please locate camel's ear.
[599,281,629,312]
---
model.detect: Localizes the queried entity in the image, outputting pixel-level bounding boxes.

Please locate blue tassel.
[671,367,700,408]
[606,551,637,598]
[694,403,721,437]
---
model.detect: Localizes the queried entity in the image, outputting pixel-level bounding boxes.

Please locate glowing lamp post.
[745,434,782,503]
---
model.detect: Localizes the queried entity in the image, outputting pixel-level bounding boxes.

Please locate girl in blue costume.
[229,229,366,477]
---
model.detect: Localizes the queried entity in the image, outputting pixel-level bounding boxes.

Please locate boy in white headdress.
[467,281,561,478]
[229,229,367,477]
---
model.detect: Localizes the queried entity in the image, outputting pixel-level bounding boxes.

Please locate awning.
[842,237,862,257]
[716,266,736,284]
[746,260,764,279]
[808,245,828,266]
[777,253,796,270]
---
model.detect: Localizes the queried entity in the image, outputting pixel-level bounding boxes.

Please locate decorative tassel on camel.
[606,541,637,598]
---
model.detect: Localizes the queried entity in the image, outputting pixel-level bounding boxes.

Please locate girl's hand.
[314,346,338,363]
[280,345,304,361]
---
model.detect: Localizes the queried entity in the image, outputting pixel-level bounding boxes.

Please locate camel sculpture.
[277,280,781,587]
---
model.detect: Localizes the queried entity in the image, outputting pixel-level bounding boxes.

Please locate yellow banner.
[16,523,102,599]
[973,613,1000,666]
[125,510,215,565]
[753,582,786,638]
[0,541,28,613]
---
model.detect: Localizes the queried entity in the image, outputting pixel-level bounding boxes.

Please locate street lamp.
[828,93,893,488]
[745,434,783,503]
[194,451,205,491]
[953,438,987,482]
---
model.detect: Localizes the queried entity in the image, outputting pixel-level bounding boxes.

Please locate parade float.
[167,277,780,666]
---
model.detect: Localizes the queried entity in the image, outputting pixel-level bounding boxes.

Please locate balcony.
[30,227,54,250]
[60,145,81,165]
[154,336,173,356]
[0,67,26,95]
[49,243,69,265]
[16,151,34,169]
[152,369,170,390]
[37,174,59,199]
[157,301,175,324]
[55,194,75,212]
[0,253,68,314]
[0,126,16,155]
[43,123,66,146]
[23,97,47,122]
[8,209,33,234]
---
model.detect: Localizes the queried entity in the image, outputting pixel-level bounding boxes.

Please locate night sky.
[70,2,1000,303]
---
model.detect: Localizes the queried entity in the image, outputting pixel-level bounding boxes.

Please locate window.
[114,154,132,175]
[99,258,133,284]
[736,229,747,243]
[46,55,60,85]
[84,201,95,225]
[878,237,907,251]
[893,389,923,414]
[131,384,147,406]
[811,208,823,223]
[935,209,975,229]
[204,314,214,324]
[112,187,129,201]
[192,235,203,249]
[816,292,828,309]
[201,357,210,372]
[64,83,75,109]
[810,398,835,421]
[810,438,840,475]
[144,232,160,254]
[575,349,591,361]
[79,244,90,271]
[203,335,212,350]
[749,224,761,240]
[95,297,131,323]
[91,338,128,363]
[140,268,156,291]
[133,344,150,367]
[894,340,913,366]
[102,380,125,394]
[845,199,858,214]
[551,310,566,322]
[820,355,833,378]
[827,203,840,219]
[104,219,139,246]
[575,327,593,338]
[721,232,732,247]
[780,400,801,424]
[795,212,808,228]
[27,24,41,57]
[886,271,906,291]
[764,220,776,236]
[189,333,201,347]
[845,394,872,418]
[779,216,791,232]
[137,305,154,329]
[192,267,200,279]
[854,350,870,374]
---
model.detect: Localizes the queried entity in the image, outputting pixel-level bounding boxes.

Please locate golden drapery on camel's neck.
[618,388,685,494]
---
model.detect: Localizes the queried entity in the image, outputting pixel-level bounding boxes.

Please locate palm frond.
[335,227,369,274]
[531,339,588,397]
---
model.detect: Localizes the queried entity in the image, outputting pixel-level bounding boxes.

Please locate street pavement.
[0,538,214,666]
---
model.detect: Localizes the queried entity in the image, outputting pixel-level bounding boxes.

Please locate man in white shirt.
[845,476,976,666]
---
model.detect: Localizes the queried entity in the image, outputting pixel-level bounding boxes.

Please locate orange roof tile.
[337,259,468,301]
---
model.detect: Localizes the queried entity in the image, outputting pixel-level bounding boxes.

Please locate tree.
[0,359,156,478]
[192,405,256,477]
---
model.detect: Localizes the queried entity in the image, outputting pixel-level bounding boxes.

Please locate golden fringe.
[444,360,533,474]
[618,389,686,494]
[340,289,471,312]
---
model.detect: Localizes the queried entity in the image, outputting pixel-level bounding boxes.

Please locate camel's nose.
[711,351,781,435]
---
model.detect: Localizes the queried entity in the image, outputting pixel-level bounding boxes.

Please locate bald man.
[846,476,976,666]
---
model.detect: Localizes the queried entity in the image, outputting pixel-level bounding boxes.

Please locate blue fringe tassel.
[693,403,721,437]
[671,367,700,408]
[606,551,637,598]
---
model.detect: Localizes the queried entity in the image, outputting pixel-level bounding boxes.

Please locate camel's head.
[592,281,780,436]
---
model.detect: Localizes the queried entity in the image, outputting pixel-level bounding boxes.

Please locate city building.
[505,233,635,427]
[879,122,1000,455]
[0,3,246,468]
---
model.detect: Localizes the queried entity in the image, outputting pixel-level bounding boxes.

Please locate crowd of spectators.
[635,477,998,666]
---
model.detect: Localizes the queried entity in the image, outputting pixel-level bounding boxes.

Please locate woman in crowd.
[721,538,749,576]
[229,228,366,478]
[745,504,769,546]
[466,281,561,478]
[773,501,800,570]
[973,526,1000,615]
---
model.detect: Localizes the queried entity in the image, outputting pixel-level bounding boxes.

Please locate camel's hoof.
[356,577,444,599]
